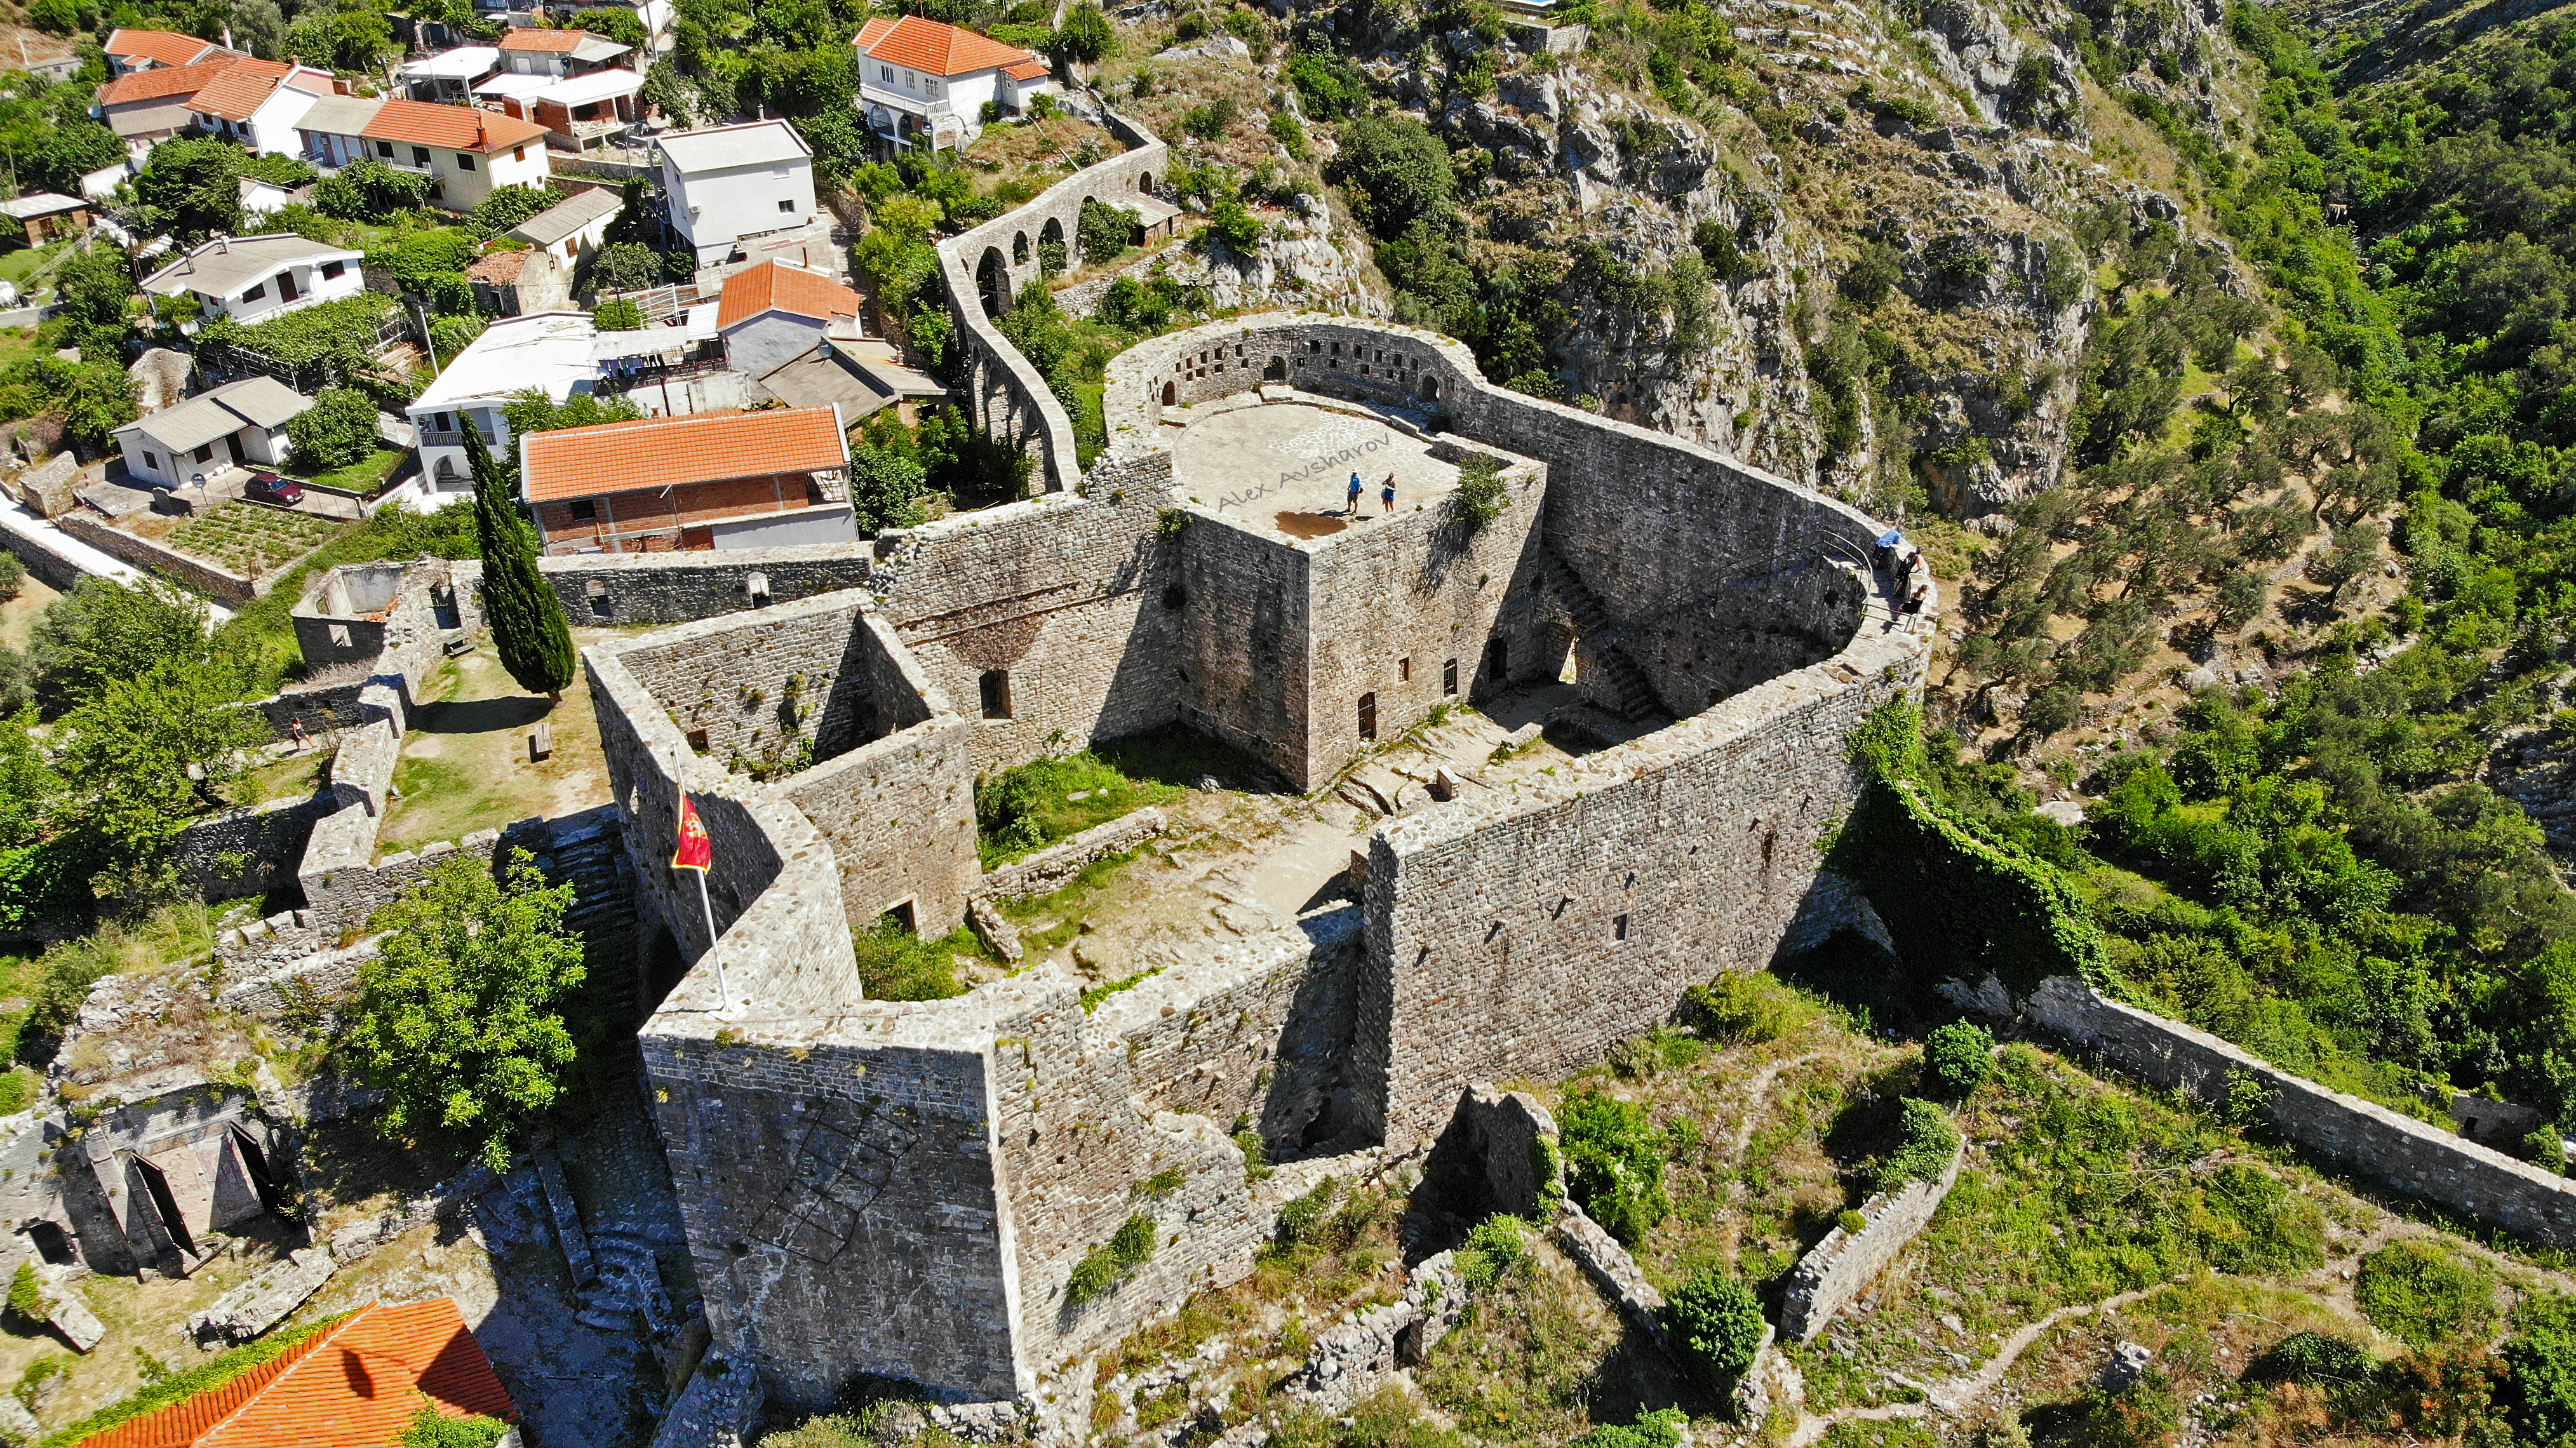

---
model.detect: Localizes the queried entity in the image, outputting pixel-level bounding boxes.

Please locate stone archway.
[1038,216,1066,272]
[1139,171,1156,195]
[977,247,1012,315]
[1264,356,1287,382]
[1162,380,1177,406]
[1013,231,1030,263]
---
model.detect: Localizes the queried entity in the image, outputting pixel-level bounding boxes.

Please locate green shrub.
[1567,1408,1685,1448]
[850,918,974,1002]
[592,298,646,332]
[399,1409,513,1448]
[2507,1292,2576,1446]
[1452,1214,1525,1292]
[1681,972,1815,1042]
[2247,1330,2376,1388]
[1557,1090,1668,1245]
[1451,453,1507,528]
[2356,1239,2497,1350]
[1064,1212,1160,1306]
[1667,1268,1766,1387]
[6,1263,39,1323]
[1872,1097,1960,1192]
[1275,1176,1341,1247]
[1923,1019,1995,1098]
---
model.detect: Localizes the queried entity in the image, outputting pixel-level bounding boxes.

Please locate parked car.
[245,472,304,507]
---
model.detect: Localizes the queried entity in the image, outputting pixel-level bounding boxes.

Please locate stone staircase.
[513,806,645,1028]
[579,1227,678,1335]
[1536,549,1663,721]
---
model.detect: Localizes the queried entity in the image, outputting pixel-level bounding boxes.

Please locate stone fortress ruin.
[587,291,1933,1408]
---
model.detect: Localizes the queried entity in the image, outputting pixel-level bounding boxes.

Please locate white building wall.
[435,143,551,213]
[243,86,321,156]
[203,255,366,324]
[114,430,182,488]
[666,154,815,262]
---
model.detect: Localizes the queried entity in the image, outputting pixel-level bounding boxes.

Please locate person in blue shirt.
[1381,474,1397,513]
[1348,472,1364,514]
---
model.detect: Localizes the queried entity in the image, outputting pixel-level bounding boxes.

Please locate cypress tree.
[464,424,577,701]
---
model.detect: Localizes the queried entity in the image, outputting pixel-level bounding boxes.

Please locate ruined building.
[584,304,1929,1407]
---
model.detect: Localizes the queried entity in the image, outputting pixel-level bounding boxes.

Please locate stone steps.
[1536,549,1663,721]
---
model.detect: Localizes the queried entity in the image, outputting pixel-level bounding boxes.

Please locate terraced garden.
[165,502,344,580]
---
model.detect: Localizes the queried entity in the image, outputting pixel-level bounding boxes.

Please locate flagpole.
[669,746,731,1013]
[697,865,728,1012]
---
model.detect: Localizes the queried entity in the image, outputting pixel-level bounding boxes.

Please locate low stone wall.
[174,791,335,901]
[302,828,505,941]
[2025,975,2576,1246]
[215,935,378,1024]
[55,511,262,603]
[1778,1143,1965,1342]
[1272,1249,1465,1413]
[540,546,876,628]
[973,807,1169,903]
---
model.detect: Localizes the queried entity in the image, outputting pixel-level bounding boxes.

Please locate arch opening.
[977,247,1011,315]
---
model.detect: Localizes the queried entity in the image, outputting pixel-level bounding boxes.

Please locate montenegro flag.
[673,793,713,873]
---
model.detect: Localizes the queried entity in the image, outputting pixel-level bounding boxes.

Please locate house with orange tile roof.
[102,28,236,76]
[716,258,864,377]
[180,62,337,157]
[69,1297,516,1448]
[655,119,815,265]
[356,98,552,212]
[853,14,1057,151]
[95,56,307,148]
[519,405,856,554]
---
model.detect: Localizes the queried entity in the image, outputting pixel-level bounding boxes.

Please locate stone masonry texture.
[1778,1142,1964,1342]
[608,300,1932,1407]
[2025,975,2576,1245]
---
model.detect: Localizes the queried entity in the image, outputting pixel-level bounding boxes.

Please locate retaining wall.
[174,790,335,900]
[55,511,268,604]
[2025,975,2576,1246]
[974,808,1169,903]
[1778,1143,1965,1342]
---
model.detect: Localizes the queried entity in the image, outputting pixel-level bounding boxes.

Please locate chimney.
[215,235,228,253]
[221,23,234,50]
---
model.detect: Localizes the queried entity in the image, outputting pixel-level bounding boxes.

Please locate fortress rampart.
[604,303,1926,1407]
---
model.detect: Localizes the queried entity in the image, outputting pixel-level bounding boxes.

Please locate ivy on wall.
[1832,695,2109,997]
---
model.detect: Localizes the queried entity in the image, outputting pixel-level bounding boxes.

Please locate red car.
[245,473,304,507]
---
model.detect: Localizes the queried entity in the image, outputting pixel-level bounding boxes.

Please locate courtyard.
[1169,399,1462,540]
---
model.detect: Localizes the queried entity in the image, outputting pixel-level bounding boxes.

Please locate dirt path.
[1728,1051,1828,1161]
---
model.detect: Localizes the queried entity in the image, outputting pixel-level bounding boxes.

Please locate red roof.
[98,56,250,107]
[521,406,849,502]
[104,29,226,67]
[852,14,1038,77]
[185,60,306,123]
[362,98,550,152]
[1003,58,1052,81]
[497,27,587,51]
[73,1299,514,1448]
[717,260,861,330]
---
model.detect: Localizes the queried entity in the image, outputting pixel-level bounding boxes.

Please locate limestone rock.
[189,1246,334,1344]
[34,1266,102,1352]
[2037,800,2086,826]
[2102,1340,2154,1393]
[967,897,1023,965]
[0,1390,37,1442]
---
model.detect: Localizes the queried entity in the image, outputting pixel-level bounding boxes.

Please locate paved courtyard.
[1171,400,1461,540]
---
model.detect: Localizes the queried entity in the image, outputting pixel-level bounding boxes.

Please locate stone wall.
[540,546,878,627]
[2024,975,2576,1247]
[974,808,1169,903]
[55,511,264,604]
[173,791,334,901]
[871,461,1183,778]
[612,591,896,768]
[1778,1143,1964,1342]
[1361,627,1922,1150]
[1167,503,1305,786]
[783,716,977,934]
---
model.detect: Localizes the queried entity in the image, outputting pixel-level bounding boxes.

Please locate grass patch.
[2354,1238,2497,1350]
[220,501,476,694]
[975,750,1181,867]
[231,749,327,808]
[851,917,984,1002]
[287,446,405,495]
[164,502,344,580]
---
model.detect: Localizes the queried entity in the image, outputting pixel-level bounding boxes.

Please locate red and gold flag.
[673,793,713,873]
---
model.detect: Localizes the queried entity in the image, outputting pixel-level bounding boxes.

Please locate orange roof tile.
[363,98,550,152]
[185,60,302,123]
[98,56,241,107]
[72,1299,512,1448]
[469,249,531,283]
[852,14,1038,78]
[521,406,849,502]
[1003,58,1052,81]
[718,260,861,330]
[105,29,225,67]
[854,15,897,50]
[497,27,587,51]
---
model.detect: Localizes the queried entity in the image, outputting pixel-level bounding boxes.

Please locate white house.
[183,64,334,156]
[398,46,499,102]
[112,376,314,488]
[506,185,621,265]
[358,100,553,212]
[853,14,1057,152]
[405,311,603,497]
[292,93,385,170]
[656,120,815,265]
[139,234,367,325]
